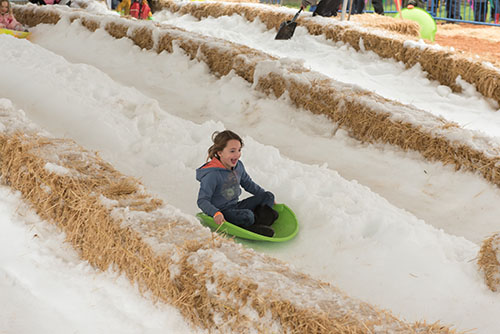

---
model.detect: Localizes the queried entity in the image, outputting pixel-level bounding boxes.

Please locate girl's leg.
[221,208,254,227]
[220,207,274,237]
[221,192,275,227]
[235,191,275,212]
[239,192,278,226]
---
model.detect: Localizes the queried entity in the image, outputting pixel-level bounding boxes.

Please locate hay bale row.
[0,105,458,333]
[12,4,500,188]
[10,4,500,295]
[154,0,500,106]
[478,233,500,292]
[256,72,500,187]
[156,0,421,37]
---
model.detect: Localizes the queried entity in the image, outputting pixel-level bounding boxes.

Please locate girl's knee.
[239,210,255,227]
[263,191,275,206]
[225,209,254,227]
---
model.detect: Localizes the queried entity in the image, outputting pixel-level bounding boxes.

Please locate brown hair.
[0,0,12,14]
[207,130,243,161]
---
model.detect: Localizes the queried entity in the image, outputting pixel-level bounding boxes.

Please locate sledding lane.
[155,10,500,136]
[3,16,500,333]
[29,14,500,246]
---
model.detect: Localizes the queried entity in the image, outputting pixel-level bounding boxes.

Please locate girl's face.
[0,2,9,15]
[218,139,241,169]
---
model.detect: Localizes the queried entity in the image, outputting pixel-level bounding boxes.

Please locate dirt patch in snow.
[434,23,500,67]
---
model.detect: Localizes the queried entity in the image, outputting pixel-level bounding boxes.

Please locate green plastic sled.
[196,203,299,242]
[395,6,437,42]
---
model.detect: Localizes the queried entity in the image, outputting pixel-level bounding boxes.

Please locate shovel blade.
[274,21,298,40]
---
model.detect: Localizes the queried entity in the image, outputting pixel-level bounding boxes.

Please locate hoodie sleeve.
[197,172,220,217]
[239,162,266,196]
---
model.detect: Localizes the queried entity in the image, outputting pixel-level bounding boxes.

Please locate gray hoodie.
[196,158,266,216]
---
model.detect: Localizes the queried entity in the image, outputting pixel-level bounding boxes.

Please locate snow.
[2,2,500,333]
[0,187,201,334]
[44,162,71,175]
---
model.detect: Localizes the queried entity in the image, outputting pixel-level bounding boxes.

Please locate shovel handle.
[291,8,303,23]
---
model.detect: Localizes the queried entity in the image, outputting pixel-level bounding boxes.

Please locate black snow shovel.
[275,8,303,40]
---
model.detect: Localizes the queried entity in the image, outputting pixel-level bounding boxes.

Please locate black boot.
[245,224,274,237]
[254,205,279,226]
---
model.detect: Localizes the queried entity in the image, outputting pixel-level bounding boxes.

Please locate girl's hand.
[214,212,225,225]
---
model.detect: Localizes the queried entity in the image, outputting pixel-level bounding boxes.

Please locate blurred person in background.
[301,0,342,17]
[0,0,25,31]
[491,0,499,22]
[445,0,461,20]
[301,0,383,16]
[473,0,488,21]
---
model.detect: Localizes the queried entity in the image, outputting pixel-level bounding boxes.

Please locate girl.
[196,130,278,237]
[0,0,24,32]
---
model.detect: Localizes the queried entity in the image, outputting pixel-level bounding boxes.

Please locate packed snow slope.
[26,4,500,245]
[2,2,500,333]
[0,181,205,334]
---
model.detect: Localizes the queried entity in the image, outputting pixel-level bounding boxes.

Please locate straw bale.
[153,0,500,105]
[155,0,179,14]
[80,16,100,32]
[198,43,269,82]
[70,0,89,9]
[12,4,61,27]
[350,13,421,37]
[478,233,500,292]
[140,5,500,179]
[0,132,209,328]
[255,71,500,187]
[130,26,155,50]
[0,6,493,329]
[155,26,275,82]
[14,4,500,191]
[153,1,419,37]
[105,21,129,39]
[0,103,461,333]
[156,29,177,53]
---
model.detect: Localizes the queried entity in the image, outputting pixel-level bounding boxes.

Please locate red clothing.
[139,1,150,19]
[0,12,22,31]
[129,1,140,18]
[129,0,150,19]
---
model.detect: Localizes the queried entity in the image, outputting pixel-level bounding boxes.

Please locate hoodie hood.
[196,158,230,181]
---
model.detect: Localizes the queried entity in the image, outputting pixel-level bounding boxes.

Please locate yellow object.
[142,0,152,19]
[116,0,131,16]
[0,28,30,39]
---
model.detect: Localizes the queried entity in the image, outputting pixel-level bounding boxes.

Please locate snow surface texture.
[2,1,500,333]
[155,0,500,105]
[0,100,450,333]
[14,4,500,194]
